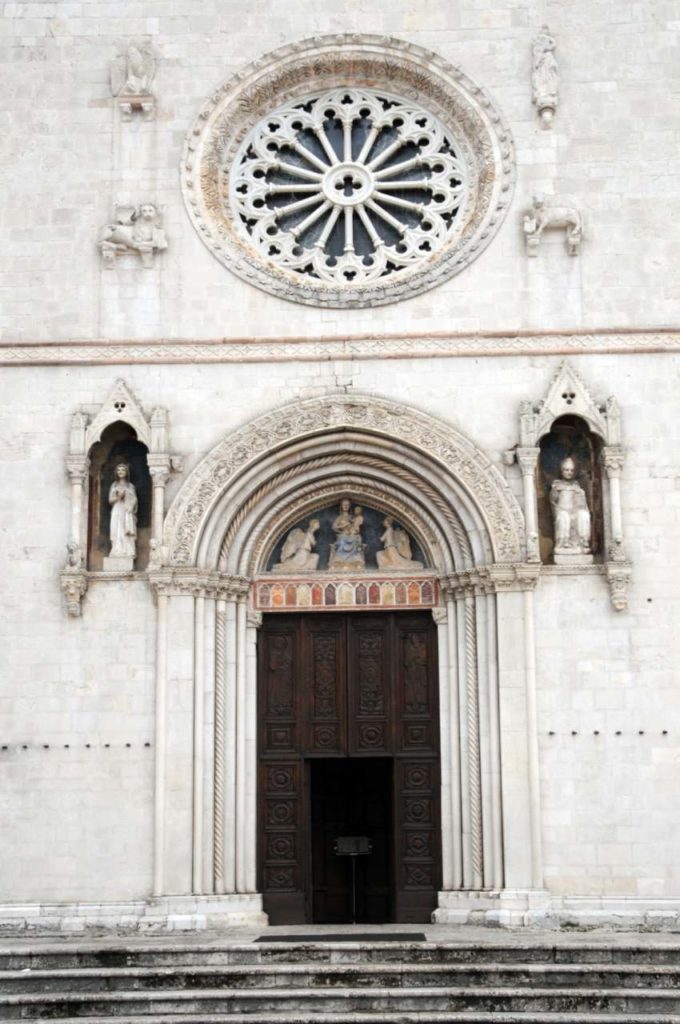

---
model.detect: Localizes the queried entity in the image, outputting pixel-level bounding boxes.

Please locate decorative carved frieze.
[3,330,679,366]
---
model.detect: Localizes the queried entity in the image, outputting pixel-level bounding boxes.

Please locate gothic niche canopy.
[182,35,515,307]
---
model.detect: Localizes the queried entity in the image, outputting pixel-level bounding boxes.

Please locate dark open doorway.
[310,758,393,924]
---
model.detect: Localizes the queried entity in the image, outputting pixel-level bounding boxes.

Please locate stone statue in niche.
[531,26,558,128]
[328,498,366,571]
[550,456,593,564]
[99,204,167,269]
[103,463,138,571]
[523,194,582,257]
[272,519,320,572]
[376,516,424,570]
[110,44,156,120]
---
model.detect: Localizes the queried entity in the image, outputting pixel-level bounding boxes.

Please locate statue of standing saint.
[550,456,593,564]
[103,463,138,571]
[531,26,559,127]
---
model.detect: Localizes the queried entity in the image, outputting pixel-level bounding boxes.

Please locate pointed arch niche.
[59,380,179,616]
[148,394,549,927]
[514,362,631,612]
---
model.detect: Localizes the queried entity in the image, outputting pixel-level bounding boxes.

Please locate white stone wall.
[1,354,679,903]
[1,0,679,915]
[1,0,679,341]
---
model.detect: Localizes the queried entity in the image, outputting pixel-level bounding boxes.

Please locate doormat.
[256,932,427,943]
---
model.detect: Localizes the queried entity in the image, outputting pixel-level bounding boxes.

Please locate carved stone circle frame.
[181,34,515,308]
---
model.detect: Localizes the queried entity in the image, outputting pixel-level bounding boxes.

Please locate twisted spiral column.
[464,593,484,888]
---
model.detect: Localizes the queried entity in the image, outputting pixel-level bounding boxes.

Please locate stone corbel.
[605,562,632,614]
[60,570,88,617]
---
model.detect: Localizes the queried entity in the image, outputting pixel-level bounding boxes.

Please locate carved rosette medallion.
[182,34,515,307]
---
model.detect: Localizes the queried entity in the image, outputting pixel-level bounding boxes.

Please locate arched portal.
[150,395,544,926]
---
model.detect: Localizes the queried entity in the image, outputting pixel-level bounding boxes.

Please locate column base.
[432,888,551,927]
[0,894,268,935]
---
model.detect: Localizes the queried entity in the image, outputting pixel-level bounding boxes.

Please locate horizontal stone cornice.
[2,327,679,366]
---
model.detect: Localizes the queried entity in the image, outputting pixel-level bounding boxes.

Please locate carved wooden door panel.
[258,612,440,924]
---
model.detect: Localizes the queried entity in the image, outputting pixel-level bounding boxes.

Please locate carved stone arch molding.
[164,393,524,569]
[181,34,515,308]
[149,393,548,928]
[513,361,631,611]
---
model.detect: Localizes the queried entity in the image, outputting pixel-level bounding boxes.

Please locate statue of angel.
[376,516,424,570]
[271,519,320,572]
[111,44,156,97]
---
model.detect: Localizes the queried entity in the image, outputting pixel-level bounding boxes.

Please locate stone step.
[4,941,680,970]
[2,961,680,994]
[46,1015,680,1024]
[2,986,680,1019]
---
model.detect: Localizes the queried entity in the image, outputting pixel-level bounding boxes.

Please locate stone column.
[490,565,544,897]
[192,589,206,894]
[602,445,625,557]
[65,454,89,566]
[432,606,454,889]
[517,447,541,563]
[245,610,262,893]
[151,580,169,896]
[147,454,171,561]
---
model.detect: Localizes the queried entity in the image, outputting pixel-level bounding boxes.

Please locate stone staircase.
[1,937,680,1022]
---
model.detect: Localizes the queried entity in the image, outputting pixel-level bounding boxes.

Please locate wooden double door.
[258,612,441,924]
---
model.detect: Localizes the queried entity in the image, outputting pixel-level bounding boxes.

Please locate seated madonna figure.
[328,498,366,571]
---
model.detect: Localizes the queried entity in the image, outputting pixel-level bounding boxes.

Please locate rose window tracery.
[182,35,515,307]
[232,89,467,285]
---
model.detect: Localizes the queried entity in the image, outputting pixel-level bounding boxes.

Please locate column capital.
[602,444,625,476]
[147,452,172,485]
[516,446,541,475]
[65,454,89,483]
[148,568,251,601]
[247,609,263,629]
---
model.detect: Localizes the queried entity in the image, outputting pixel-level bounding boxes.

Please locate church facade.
[1,1,679,932]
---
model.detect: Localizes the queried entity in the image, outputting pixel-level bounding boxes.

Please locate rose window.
[182,36,515,307]
[231,89,467,285]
